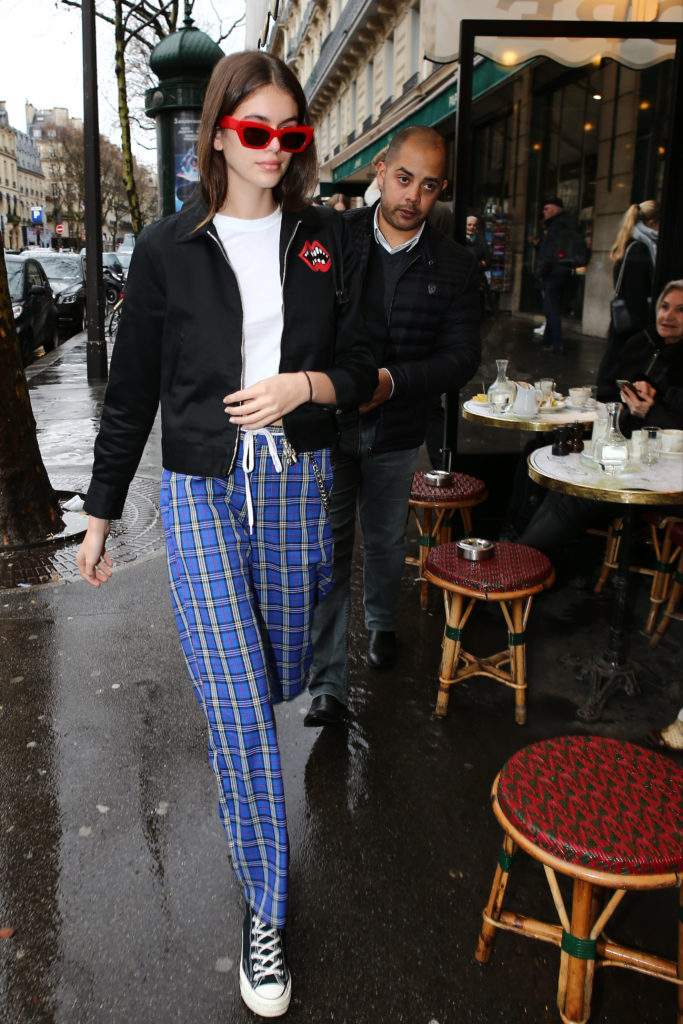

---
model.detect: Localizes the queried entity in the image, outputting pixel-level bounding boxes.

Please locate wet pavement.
[1,321,681,1023]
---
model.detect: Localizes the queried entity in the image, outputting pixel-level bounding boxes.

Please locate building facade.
[265,0,673,338]
[0,102,48,251]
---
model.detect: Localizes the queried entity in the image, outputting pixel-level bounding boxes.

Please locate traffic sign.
[55,224,64,235]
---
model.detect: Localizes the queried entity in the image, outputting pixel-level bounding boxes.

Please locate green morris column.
[145,15,224,217]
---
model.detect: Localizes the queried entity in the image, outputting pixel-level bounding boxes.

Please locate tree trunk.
[115,0,142,237]
[0,247,64,550]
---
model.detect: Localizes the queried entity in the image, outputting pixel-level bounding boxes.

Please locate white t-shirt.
[213,208,282,390]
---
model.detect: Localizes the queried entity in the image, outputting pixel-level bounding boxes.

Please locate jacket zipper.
[278,217,302,454]
[208,227,245,475]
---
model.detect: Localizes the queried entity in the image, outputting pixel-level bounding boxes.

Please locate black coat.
[596,328,683,431]
[535,211,575,281]
[345,204,481,453]
[85,201,378,520]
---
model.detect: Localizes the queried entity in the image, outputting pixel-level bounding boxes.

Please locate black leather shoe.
[303,694,346,728]
[366,630,397,670]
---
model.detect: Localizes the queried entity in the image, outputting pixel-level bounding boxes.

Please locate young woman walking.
[77,50,376,1017]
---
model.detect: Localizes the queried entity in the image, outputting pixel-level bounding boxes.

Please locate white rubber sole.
[239,964,292,1017]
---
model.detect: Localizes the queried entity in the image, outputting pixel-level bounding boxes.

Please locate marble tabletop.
[527,444,683,505]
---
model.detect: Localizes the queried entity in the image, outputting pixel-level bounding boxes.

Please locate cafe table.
[462,397,600,432]
[527,443,683,720]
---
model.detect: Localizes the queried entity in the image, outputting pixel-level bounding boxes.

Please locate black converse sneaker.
[240,905,291,1017]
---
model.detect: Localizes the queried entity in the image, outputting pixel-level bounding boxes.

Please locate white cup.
[568,387,588,408]
[660,429,683,453]
[629,430,644,461]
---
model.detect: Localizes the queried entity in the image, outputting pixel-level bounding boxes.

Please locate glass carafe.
[487,359,517,415]
[595,402,629,475]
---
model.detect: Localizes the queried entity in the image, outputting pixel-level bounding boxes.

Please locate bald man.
[305,126,481,726]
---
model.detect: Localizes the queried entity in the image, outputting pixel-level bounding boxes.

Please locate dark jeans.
[540,267,572,351]
[308,417,420,704]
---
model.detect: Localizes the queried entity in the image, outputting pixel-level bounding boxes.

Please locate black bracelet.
[302,370,313,402]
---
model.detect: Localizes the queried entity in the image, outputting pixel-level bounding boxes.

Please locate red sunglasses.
[217,116,314,153]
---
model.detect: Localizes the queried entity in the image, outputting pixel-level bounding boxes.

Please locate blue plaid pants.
[160,431,333,928]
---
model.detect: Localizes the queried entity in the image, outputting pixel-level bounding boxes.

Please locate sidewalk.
[0,323,681,1023]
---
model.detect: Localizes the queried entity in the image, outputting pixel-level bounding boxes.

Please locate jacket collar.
[353,201,433,261]
[175,197,315,243]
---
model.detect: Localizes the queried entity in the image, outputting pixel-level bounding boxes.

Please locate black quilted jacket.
[345,203,481,454]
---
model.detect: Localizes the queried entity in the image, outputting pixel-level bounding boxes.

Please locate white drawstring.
[241,428,283,532]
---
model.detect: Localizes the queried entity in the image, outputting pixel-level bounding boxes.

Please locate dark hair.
[195,51,317,225]
[383,125,446,172]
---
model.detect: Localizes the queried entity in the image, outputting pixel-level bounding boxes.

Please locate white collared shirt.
[373,204,425,254]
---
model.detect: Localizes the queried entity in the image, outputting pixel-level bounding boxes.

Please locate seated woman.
[516,280,683,554]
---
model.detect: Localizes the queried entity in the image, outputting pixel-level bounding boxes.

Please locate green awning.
[332,58,517,183]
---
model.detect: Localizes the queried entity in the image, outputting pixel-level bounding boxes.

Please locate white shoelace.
[241,428,283,533]
[250,915,286,984]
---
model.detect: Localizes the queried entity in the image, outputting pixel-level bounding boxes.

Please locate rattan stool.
[651,520,683,646]
[409,470,488,609]
[475,735,683,1024]
[423,541,554,724]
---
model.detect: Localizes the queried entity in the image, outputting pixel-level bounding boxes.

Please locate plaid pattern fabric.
[160,432,333,928]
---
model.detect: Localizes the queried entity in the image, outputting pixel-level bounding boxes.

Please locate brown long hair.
[195,50,317,226]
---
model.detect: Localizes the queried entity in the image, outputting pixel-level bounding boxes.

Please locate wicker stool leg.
[435,591,470,718]
[645,522,676,635]
[475,835,517,964]
[559,878,595,1024]
[677,886,683,1024]
[509,597,528,726]
[593,517,623,595]
[650,557,683,647]
[419,508,434,611]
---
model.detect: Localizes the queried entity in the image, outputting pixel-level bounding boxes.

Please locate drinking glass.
[642,426,661,465]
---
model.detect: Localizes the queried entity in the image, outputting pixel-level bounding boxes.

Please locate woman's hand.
[620,379,655,418]
[224,372,321,429]
[77,517,113,587]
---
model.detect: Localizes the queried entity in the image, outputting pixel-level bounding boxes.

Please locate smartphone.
[616,379,639,396]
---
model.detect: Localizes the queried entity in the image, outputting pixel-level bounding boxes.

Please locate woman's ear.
[213,129,224,152]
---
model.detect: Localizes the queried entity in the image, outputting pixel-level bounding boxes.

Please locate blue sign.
[31,206,43,224]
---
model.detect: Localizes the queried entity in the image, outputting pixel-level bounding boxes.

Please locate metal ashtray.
[423,470,454,488]
[456,538,495,561]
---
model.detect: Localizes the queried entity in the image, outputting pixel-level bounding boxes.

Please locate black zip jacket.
[345,204,481,454]
[597,328,683,432]
[85,201,378,519]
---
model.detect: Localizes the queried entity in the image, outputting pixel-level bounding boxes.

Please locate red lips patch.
[298,240,332,272]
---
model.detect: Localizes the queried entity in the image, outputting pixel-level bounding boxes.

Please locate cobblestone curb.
[0,475,164,589]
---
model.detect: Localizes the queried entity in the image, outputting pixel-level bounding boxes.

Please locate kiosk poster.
[173,112,200,211]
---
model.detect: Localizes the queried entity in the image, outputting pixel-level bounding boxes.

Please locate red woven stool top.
[497,735,683,876]
[425,541,552,593]
[410,471,487,504]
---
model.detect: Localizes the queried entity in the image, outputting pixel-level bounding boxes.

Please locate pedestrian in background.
[305,125,480,727]
[327,192,351,211]
[597,199,659,383]
[533,196,583,353]
[76,49,376,1019]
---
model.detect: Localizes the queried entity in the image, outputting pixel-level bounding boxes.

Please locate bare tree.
[63,0,245,237]
[0,245,64,549]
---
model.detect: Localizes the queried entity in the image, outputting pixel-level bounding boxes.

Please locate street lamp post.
[81,0,107,381]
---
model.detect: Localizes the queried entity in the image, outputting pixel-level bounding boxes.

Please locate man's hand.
[358,368,393,414]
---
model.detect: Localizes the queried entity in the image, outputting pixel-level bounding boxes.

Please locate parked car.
[81,250,126,297]
[115,249,133,276]
[29,251,87,330]
[6,254,59,366]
